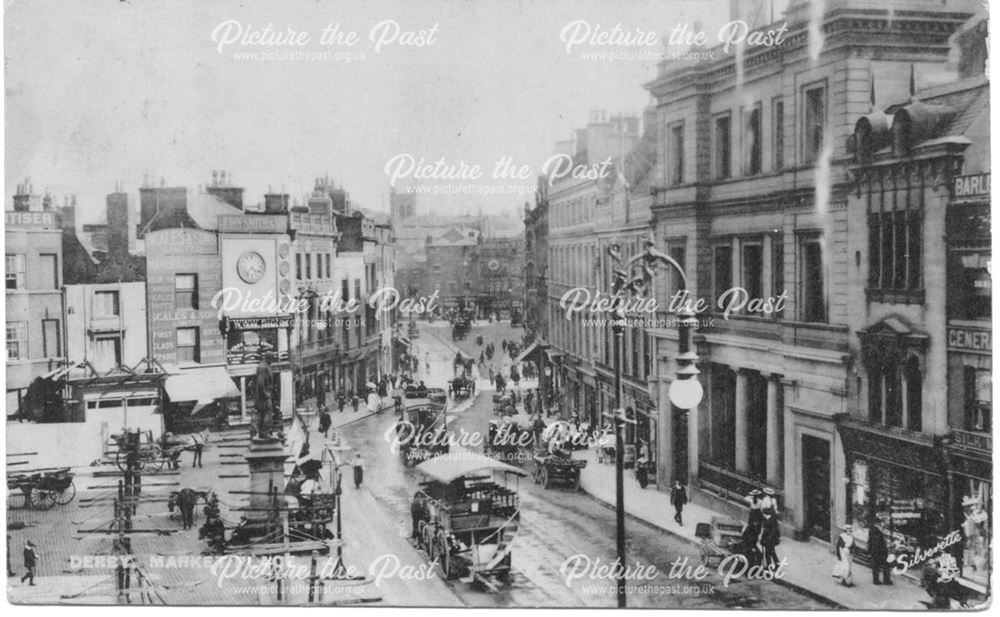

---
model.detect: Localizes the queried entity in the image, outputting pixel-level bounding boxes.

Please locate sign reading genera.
[218,214,288,234]
[947,326,991,354]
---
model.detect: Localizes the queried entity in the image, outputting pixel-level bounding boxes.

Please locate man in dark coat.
[760,510,781,570]
[20,541,36,585]
[670,480,687,525]
[318,407,332,437]
[869,525,892,585]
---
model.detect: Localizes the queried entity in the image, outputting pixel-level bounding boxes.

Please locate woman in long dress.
[832,524,855,587]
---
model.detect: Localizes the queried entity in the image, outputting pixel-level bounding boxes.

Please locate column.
[766,373,780,485]
[734,369,749,474]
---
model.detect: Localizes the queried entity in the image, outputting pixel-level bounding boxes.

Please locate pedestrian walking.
[670,480,687,525]
[20,541,36,586]
[488,366,495,385]
[425,352,431,372]
[760,510,781,570]
[352,453,364,489]
[869,525,892,585]
[510,365,520,388]
[318,406,332,437]
[190,432,205,468]
[351,393,359,413]
[832,525,856,587]
[337,391,346,413]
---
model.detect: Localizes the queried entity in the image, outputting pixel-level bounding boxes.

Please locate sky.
[5,0,746,224]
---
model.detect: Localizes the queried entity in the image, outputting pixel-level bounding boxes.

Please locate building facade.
[644,0,981,551]
[5,201,65,416]
[524,189,549,343]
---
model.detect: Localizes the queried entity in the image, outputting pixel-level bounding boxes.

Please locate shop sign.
[953,173,990,199]
[951,428,992,453]
[230,316,294,330]
[946,326,991,354]
[218,214,288,234]
[5,211,56,228]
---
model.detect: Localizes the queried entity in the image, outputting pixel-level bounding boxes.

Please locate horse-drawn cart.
[450,376,474,400]
[695,516,744,567]
[531,453,586,490]
[7,467,76,510]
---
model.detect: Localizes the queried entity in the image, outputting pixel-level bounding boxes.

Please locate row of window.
[552,194,597,229]
[296,252,333,280]
[665,84,825,185]
[6,253,59,290]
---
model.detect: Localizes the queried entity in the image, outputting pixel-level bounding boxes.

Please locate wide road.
[337,320,826,609]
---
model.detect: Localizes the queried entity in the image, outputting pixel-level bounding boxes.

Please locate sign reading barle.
[953,172,990,199]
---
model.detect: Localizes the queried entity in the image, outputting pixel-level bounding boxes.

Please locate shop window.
[803,84,826,164]
[714,114,731,179]
[714,245,732,305]
[669,121,684,185]
[949,250,991,320]
[177,327,200,363]
[773,99,785,170]
[743,105,762,176]
[960,479,991,585]
[326,254,332,280]
[964,367,992,432]
[6,254,25,290]
[94,290,120,317]
[6,321,27,360]
[175,274,198,310]
[800,235,826,323]
[306,254,312,280]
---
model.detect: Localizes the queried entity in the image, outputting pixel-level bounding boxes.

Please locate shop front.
[943,430,992,592]
[837,417,948,570]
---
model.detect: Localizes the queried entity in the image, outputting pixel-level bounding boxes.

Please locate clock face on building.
[237,251,266,284]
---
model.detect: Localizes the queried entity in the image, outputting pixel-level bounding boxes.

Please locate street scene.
[4,0,993,611]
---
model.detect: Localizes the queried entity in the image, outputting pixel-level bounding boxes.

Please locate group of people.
[739,488,782,571]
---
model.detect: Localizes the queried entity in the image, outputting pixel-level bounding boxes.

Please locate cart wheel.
[437,535,454,580]
[55,481,77,505]
[418,522,430,551]
[541,466,551,489]
[30,489,57,510]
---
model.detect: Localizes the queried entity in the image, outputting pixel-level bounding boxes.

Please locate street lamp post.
[605,234,702,608]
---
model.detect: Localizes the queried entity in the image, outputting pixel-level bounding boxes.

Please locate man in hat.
[670,480,687,525]
[20,540,37,586]
[869,525,892,585]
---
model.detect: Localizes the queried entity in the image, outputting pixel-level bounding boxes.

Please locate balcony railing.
[698,460,781,504]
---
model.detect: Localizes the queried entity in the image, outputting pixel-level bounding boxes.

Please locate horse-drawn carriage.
[398,390,450,466]
[7,467,76,510]
[411,451,525,590]
[452,317,471,341]
[449,376,475,400]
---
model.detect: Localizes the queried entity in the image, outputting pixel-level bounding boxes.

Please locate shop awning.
[164,366,239,405]
[515,342,546,364]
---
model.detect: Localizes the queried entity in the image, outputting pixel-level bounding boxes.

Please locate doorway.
[802,435,831,542]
